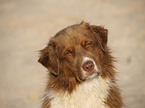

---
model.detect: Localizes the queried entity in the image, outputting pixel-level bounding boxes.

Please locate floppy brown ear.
[38,41,59,76]
[90,25,108,52]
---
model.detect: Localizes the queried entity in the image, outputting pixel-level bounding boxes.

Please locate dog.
[38,22,124,108]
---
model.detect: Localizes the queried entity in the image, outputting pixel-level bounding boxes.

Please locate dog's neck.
[45,76,111,108]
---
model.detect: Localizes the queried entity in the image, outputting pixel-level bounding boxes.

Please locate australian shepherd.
[38,22,124,108]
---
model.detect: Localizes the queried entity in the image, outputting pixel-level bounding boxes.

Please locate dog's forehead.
[53,26,91,47]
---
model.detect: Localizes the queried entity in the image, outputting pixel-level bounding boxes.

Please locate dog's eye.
[85,41,93,48]
[65,50,72,56]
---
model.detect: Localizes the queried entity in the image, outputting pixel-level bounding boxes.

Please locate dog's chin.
[86,72,99,79]
[80,70,100,81]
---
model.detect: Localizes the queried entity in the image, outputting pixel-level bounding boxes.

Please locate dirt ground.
[0,0,145,108]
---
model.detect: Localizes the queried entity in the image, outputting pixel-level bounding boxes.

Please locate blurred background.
[0,0,145,108]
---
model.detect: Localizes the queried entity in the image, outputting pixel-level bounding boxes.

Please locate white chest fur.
[46,77,111,108]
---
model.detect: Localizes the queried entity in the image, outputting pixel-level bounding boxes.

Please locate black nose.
[82,61,94,72]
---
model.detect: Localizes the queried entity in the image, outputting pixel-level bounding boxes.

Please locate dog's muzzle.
[81,57,100,79]
[82,61,94,72]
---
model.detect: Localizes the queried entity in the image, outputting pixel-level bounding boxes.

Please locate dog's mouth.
[81,57,100,80]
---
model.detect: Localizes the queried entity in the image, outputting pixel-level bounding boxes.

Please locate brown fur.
[38,21,124,108]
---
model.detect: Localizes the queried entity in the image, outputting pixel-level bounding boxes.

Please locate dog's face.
[38,22,108,82]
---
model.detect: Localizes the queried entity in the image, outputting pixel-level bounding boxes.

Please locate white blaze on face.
[81,57,100,79]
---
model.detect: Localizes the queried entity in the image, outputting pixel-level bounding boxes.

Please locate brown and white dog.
[38,22,124,108]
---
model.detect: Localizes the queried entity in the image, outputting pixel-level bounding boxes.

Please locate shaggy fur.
[38,22,124,108]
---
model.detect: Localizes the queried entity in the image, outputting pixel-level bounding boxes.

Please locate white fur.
[45,77,111,108]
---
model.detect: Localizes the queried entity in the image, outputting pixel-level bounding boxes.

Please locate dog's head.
[38,22,113,82]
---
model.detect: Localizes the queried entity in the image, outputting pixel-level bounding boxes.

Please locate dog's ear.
[38,41,59,76]
[89,25,108,52]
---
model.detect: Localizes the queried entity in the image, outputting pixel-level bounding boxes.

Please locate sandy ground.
[0,0,145,108]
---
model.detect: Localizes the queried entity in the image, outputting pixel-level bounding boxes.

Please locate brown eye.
[85,41,93,48]
[65,50,72,56]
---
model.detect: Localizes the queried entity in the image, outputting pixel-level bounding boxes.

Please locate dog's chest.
[47,77,110,108]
